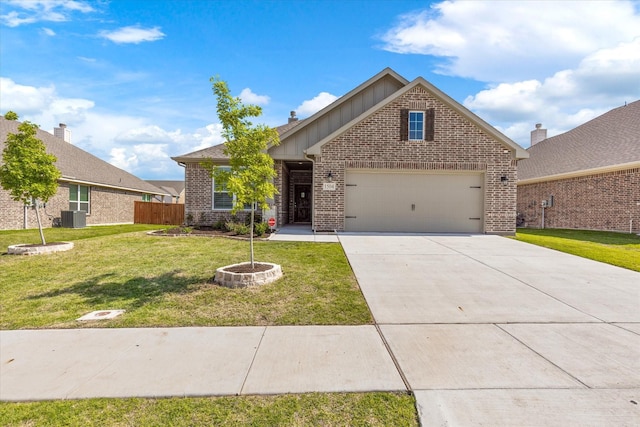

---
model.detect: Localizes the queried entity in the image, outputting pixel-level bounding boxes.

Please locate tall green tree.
[204,77,280,268]
[0,121,61,245]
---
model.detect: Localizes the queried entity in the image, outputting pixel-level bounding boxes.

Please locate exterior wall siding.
[517,168,640,233]
[0,182,147,230]
[314,86,517,233]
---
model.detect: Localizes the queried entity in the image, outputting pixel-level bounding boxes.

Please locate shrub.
[225,221,250,235]
[254,222,269,236]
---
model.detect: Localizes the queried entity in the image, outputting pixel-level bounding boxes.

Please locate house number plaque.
[323,182,336,191]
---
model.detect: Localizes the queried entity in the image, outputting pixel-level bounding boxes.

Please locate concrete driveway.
[339,233,640,426]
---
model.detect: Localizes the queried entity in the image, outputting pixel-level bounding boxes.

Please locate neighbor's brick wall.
[315,85,517,233]
[517,168,640,233]
[1,182,146,230]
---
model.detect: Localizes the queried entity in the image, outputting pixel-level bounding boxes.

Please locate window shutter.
[400,109,408,141]
[425,108,435,141]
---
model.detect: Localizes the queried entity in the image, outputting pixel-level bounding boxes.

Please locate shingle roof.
[0,117,169,195]
[518,100,640,182]
[171,143,228,162]
[171,119,306,163]
[146,180,185,197]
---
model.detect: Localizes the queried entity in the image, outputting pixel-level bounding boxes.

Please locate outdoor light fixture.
[500,175,508,185]
[327,172,333,182]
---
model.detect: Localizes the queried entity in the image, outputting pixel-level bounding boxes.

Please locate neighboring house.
[145,180,185,203]
[0,118,170,230]
[172,68,528,234]
[517,100,640,233]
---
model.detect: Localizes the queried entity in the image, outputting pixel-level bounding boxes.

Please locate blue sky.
[1,0,639,180]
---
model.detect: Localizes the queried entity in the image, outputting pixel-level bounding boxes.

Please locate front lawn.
[514,228,640,272]
[0,393,419,426]
[0,227,372,329]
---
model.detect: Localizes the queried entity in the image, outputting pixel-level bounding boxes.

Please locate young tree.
[203,77,280,268]
[0,121,61,245]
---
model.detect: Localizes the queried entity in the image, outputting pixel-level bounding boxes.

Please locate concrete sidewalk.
[1,326,405,401]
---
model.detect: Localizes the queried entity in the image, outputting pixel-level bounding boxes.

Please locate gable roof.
[171,119,308,163]
[276,67,409,143]
[305,74,528,159]
[172,143,228,163]
[518,100,640,183]
[146,180,185,197]
[0,117,168,196]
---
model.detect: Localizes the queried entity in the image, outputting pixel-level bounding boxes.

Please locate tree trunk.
[34,203,46,245]
[250,205,255,269]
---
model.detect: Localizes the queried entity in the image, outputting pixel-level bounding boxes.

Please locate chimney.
[54,123,71,143]
[530,123,547,146]
[288,111,298,124]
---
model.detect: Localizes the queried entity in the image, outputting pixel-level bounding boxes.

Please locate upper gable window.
[409,111,424,140]
[400,108,435,142]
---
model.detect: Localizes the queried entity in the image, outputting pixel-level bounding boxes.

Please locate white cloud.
[99,25,165,44]
[380,1,640,82]
[1,0,94,27]
[295,92,338,117]
[41,27,55,36]
[464,38,640,146]
[0,77,222,179]
[238,88,270,105]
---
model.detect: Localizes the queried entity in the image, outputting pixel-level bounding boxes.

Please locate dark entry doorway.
[294,185,311,223]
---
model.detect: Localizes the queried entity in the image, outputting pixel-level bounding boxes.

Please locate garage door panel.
[345,172,483,233]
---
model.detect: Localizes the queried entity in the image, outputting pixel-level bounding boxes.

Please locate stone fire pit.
[214,262,283,288]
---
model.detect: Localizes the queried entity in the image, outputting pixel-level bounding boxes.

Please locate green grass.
[513,228,640,272]
[0,393,418,426]
[0,224,164,249]
[0,226,372,329]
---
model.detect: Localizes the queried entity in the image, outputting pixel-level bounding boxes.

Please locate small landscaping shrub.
[254,221,269,236]
[226,221,250,235]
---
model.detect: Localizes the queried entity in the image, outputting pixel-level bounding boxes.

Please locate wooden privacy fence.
[134,201,184,225]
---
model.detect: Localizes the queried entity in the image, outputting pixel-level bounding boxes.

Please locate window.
[409,111,424,140]
[400,108,435,141]
[142,194,152,202]
[212,167,252,210]
[69,184,90,212]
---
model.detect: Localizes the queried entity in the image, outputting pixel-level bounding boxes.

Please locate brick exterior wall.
[311,86,517,233]
[517,168,640,233]
[0,182,147,230]
[182,162,252,226]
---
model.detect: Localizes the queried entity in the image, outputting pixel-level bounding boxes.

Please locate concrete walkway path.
[1,233,638,426]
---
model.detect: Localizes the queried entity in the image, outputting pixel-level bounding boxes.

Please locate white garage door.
[345,171,484,233]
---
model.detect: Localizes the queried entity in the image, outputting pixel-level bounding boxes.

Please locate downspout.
[304,151,316,232]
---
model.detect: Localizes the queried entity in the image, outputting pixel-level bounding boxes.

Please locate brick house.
[517,100,640,233]
[1,117,169,230]
[173,68,528,234]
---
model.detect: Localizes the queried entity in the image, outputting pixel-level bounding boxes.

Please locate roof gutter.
[518,161,640,185]
[59,177,171,196]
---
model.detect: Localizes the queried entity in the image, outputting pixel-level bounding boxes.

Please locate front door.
[294,185,311,223]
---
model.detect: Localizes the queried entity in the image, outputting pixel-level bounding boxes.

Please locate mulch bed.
[223,263,274,273]
[14,242,69,248]
[153,226,271,239]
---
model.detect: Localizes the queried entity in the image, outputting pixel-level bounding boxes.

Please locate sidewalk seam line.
[494,323,591,389]
[238,326,267,396]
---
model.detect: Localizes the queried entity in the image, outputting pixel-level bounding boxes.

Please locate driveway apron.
[339,233,640,427]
